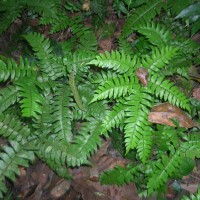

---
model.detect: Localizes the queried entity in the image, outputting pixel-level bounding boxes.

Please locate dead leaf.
[99,38,112,52]
[136,67,148,86]
[148,103,198,128]
[72,139,139,200]
[193,87,200,100]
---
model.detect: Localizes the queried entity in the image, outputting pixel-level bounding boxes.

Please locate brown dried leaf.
[193,87,200,100]
[136,67,148,86]
[72,139,139,200]
[148,103,198,128]
[99,38,112,52]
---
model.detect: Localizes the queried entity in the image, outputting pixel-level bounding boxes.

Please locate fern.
[0,85,18,113]
[0,140,35,198]
[124,87,153,157]
[141,46,179,73]
[149,74,190,111]
[23,32,65,80]
[91,75,138,102]
[0,114,31,142]
[122,0,165,38]
[52,84,72,142]
[102,100,126,132]
[147,152,185,194]
[100,164,139,186]
[16,77,44,118]
[0,57,36,82]
[88,51,138,74]
[135,22,173,47]
[0,0,23,34]
[66,117,104,166]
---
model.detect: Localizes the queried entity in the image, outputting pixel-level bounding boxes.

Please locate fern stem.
[69,71,84,110]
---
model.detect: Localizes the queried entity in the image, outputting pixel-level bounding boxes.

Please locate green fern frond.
[91,75,138,102]
[16,77,44,118]
[137,126,153,163]
[78,30,98,52]
[102,100,126,132]
[180,134,200,159]
[149,74,190,111]
[63,51,96,73]
[0,57,37,82]
[32,95,53,135]
[0,0,23,34]
[40,12,69,34]
[135,22,173,47]
[0,114,30,142]
[147,152,185,194]
[124,87,153,156]
[25,0,59,18]
[100,164,139,186]
[0,140,35,198]
[68,16,97,51]
[118,37,135,56]
[89,71,115,84]
[88,51,137,74]
[37,135,69,166]
[142,46,179,72]
[122,0,165,38]
[72,83,109,120]
[23,32,65,80]
[52,85,72,142]
[66,118,103,167]
[0,85,18,113]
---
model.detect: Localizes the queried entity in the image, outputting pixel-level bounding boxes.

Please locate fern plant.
[0,0,199,199]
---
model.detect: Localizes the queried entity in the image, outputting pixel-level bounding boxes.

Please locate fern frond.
[68,16,97,51]
[0,85,18,113]
[23,32,65,80]
[122,0,165,38]
[102,100,126,132]
[63,51,96,73]
[100,164,139,186]
[0,0,23,34]
[141,46,179,72]
[52,85,72,142]
[0,140,35,198]
[16,77,44,118]
[25,0,59,18]
[66,118,103,167]
[91,75,138,102]
[40,12,69,34]
[0,57,37,82]
[149,74,191,111]
[124,87,153,158]
[135,22,173,47]
[0,114,30,142]
[118,37,135,56]
[147,152,185,194]
[180,134,200,159]
[78,30,98,52]
[32,95,53,135]
[88,51,137,74]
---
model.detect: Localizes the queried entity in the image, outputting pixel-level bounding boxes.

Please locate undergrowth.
[0,0,199,199]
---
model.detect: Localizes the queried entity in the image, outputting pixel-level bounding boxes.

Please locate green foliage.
[0,0,199,199]
[182,185,200,200]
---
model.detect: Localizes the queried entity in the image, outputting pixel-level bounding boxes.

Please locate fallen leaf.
[136,67,148,86]
[193,87,200,100]
[148,103,198,128]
